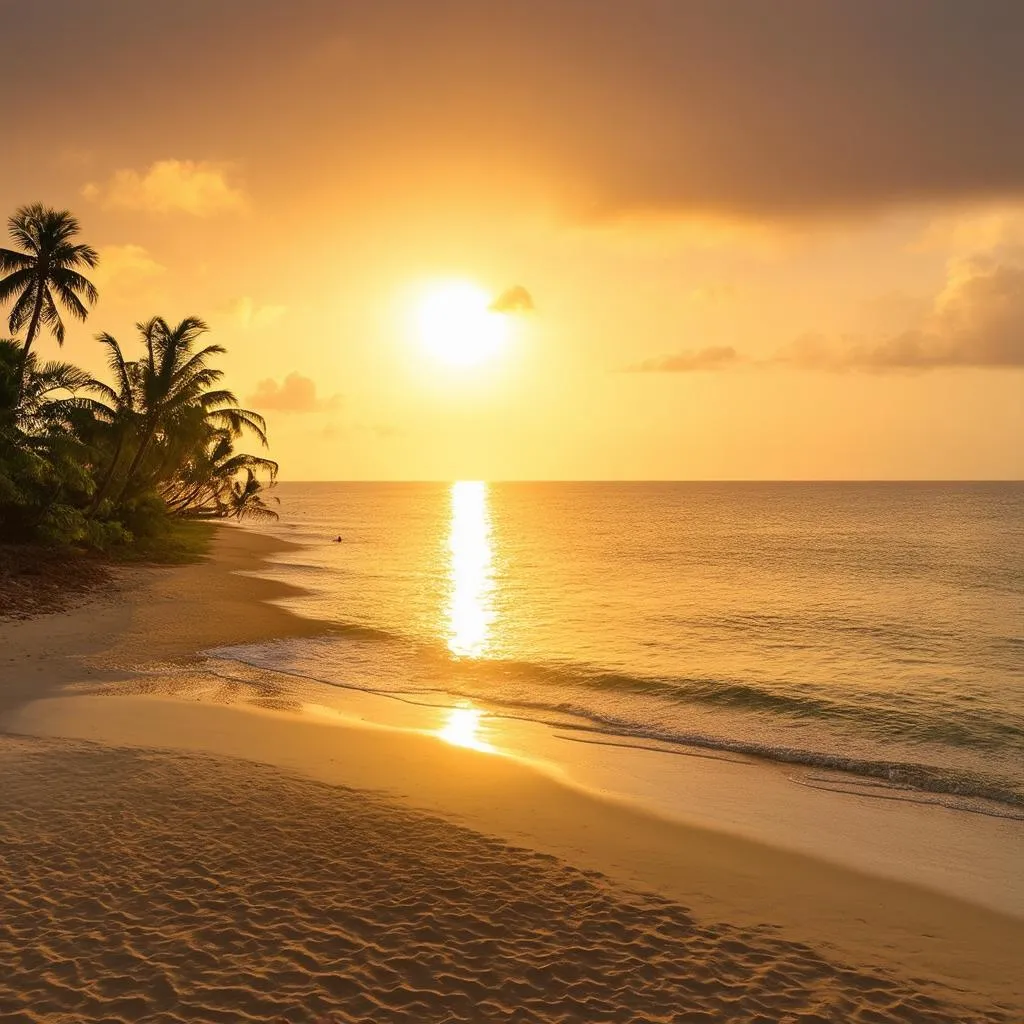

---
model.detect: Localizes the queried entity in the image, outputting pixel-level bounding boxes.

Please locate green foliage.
[116,519,215,564]
[0,204,279,554]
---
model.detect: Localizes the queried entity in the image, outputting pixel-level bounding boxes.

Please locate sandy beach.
[2,527,1022,1023]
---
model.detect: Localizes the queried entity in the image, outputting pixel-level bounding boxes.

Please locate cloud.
[913,203,1024,255]
[322,0,1024,220]
[632,252,1024,374]
[626,345,740,373]
[782,254,1024,371]
[246,373,342,413]
[219,296,287,330]
[82,159,247,215]
[490,286,534,313]
[91,244,166,290]
[19,2,1024,221]
[531,1,1024,218]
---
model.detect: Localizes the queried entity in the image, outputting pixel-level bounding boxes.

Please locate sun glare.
[438,704,493,752]
[416,281,511,367]
[446,480,495,657]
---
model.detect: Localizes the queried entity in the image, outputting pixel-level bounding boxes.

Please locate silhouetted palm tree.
[0,337,106,430]
[85,332,140,512]
[160,423,278,519]
[103,316,268,504]
[0,204,99,397]
[225,468,280,520]
[0,337,111,536]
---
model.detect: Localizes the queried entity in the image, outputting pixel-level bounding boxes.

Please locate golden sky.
[4,0,1024,479]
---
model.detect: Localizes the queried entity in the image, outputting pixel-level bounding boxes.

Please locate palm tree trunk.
[15,278,47,402]
[88,429,128,514]
[113,414,159,505]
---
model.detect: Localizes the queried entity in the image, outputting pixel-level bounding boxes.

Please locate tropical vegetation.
[0,202,278,554]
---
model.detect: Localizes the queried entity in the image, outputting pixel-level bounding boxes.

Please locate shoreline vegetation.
[0,520,215,620]
[0,202,278,564]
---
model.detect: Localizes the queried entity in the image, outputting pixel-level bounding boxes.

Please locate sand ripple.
[0,737,1010,1023]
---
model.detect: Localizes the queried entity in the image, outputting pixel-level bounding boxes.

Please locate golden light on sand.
[416,281,511,367]
[438,704,493,752]
[445,480,495,657]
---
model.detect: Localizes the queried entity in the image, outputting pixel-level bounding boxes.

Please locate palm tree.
[159,423,278,519]
[102,316,268,505]
[0,337,110,537]
[0,204,99,398]
[225,468,280,521]
[86,331,140,512]
[0,337,106,430]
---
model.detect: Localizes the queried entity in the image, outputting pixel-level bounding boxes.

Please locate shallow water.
[225,481,1024,809]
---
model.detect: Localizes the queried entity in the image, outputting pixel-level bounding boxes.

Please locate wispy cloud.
[912,203,1024,255]
[246,373,342,414]
[91,244,166,290]
[82,159,247,216]
[631,250,1024,375]
[625,345,740,373]
[218,296,287,330]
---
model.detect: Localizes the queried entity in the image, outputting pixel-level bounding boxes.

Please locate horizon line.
[269,478,1024,485]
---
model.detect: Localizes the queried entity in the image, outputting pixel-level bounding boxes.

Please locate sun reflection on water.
[445,480,495,658]
[437,704,493,752]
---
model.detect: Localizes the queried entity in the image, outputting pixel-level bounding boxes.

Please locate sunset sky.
[4,0,1024,480]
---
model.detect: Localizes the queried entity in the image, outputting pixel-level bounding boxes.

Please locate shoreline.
[193,643,1024,920]
[2,525,1022,1018]
[0,526,323,721]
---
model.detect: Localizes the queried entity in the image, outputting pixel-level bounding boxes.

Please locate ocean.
[219,482,1024,814]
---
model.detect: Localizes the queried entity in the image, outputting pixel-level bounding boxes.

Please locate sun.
[416,280,511,367]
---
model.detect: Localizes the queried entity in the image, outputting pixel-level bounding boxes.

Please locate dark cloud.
[490,286,534,313]
[626,346,740,373]
[246,373,342,412]
[6,2,1024,218]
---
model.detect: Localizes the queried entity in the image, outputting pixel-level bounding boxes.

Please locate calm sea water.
[223,482,1024,810]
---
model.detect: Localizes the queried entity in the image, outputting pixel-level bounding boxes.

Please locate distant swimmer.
[333,535,343,543]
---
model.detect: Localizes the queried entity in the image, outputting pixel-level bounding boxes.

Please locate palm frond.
[40,292,66,345]
[33,359,100,393]
[198,388,238,409]
[0,266,34,305]
[0,248,34,272]
[62,395,118,422]
[96,332,135,408]
[51,265,99,307]
[57,242,100,271]
[50,277,90,322]
[209,406,269,446]
[219,452,279,479]
[170,343,227,385]
[7,280,39,333]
